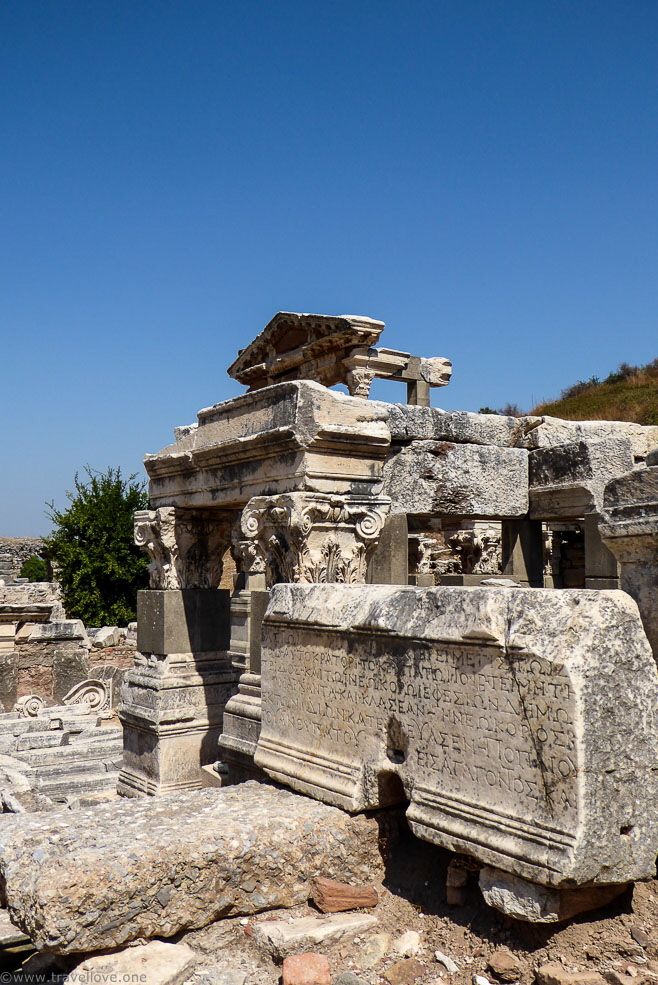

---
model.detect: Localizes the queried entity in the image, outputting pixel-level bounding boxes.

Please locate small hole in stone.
[620,825,633,836]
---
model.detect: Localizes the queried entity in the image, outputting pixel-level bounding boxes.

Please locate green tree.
[44,466,150,625]
[19,555,49,582]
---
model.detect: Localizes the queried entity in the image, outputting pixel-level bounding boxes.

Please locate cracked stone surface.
[0,782,384,954]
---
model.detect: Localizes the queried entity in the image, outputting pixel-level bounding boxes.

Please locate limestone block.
[0,651,17,711]
[91,626,123,648]
[27,620,89,645]
[256,583,658,895]
[529,438,635,519]
[599,466,658,659]
[602,464,658,524]
[522,416,658,461]
[144,381,391,509]
[53,647,90,703]
[0,782,384,953]
[370,401,533,447]
[64,941,197,985]
[382,441,528,518]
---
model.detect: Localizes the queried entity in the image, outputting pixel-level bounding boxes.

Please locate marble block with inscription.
[255,584,658,895]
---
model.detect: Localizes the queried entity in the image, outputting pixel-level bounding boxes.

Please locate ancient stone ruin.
[2,310,658,977]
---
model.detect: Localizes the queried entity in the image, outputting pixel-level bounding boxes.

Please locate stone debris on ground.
[3,826,658,985]
[282,952,331,985]
[251,912,378,959]
[63,940,197,985]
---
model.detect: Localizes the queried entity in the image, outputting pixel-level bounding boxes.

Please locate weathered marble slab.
[382,440,528,518]
[255,584,658,891]
[0,782,383,953]
[145,381,391,508]
[600,465,658,660]
[522,416,658,461]
[529,438,635,519]
[371,402,537,448]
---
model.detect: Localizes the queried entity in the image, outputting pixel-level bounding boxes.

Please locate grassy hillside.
[531,360,658,426]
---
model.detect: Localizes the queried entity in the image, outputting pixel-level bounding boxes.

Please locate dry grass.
[532,366,658,426]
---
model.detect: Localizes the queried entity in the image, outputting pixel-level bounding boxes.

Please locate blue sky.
[2,1,657,535]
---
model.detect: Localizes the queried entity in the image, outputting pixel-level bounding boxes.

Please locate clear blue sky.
[2,1,657,535]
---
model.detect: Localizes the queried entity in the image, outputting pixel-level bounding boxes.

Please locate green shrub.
[44,466,150,625]
[19,555,49,582]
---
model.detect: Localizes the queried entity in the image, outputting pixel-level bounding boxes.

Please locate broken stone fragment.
[282,952,331,985]
[311,876,378,913]
[534,963,607,985]
[382,957,428,985]
[479,867,627,923]
[251,911,377,959]
[63,941,197,985]
[393,930,421,957]
[486,950,522,982]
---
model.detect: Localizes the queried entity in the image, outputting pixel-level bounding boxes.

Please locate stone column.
[501,519,544,587]
[217,491,391,782]
[367,514,409,585]
[118,507,240,797]
[599,463,658,660]
[584,512,619,589]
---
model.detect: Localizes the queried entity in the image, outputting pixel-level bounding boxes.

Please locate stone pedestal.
[118,590,238,797]
[501,519,544,587]
[600,465,658,659]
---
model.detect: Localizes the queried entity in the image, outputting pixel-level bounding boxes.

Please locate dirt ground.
[174,822,658,985]
[5,819,658,984]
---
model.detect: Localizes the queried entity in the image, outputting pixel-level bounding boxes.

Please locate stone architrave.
[238,492,392,588]
[529,438,635,520]
[599,464,658,659]
[382,440,528,518]
[255,583,658,919]
[143,381,392,510]
[118,507,240,797]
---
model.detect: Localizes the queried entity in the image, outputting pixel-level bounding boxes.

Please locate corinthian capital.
[134,507,238,589]
[237,492,391,588]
